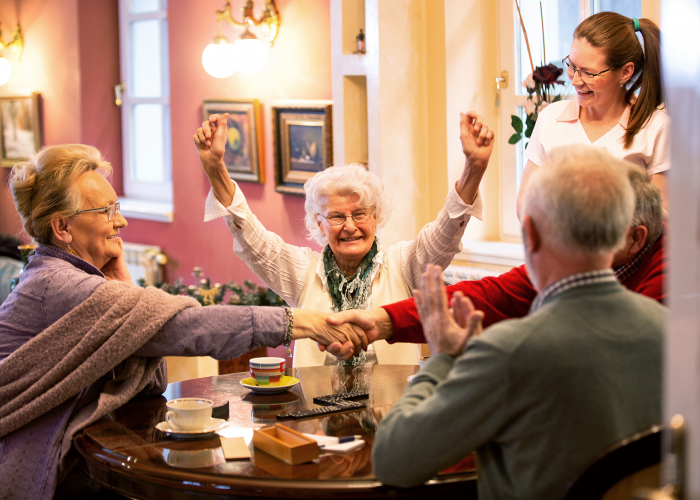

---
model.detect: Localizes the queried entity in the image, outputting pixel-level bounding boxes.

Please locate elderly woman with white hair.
[194,112,494,366]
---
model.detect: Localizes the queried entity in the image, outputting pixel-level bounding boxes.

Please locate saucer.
[240,375,299,394]
[156,418,228,439]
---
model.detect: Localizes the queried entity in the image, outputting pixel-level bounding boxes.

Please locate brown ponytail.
[574,12,663,149]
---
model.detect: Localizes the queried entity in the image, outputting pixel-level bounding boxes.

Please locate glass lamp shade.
[0,58,11,86]
[202,36,236,78]
[232,38,268,75]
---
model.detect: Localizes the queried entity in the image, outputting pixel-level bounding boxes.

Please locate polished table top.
[75,364,476,499]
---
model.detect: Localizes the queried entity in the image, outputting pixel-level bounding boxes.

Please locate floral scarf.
[323,238,379,313]
[322,239,380,366]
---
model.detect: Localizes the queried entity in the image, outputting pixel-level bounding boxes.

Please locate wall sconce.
[0,23,23,86]
[202,1,279,77]
[202,27,237,78]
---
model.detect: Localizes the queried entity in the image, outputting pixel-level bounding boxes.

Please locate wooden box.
[253,424,319,465]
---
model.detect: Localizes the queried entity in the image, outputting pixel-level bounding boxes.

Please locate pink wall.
[0,0,332,292]
[121,0,331,286]
[77,0,123,194]
[0,0,82,238]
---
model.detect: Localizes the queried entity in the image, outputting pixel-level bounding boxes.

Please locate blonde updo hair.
[304,164,393,246]
[9,144,113,245]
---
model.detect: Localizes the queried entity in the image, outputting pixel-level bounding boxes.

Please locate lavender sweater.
[0,245,286,499]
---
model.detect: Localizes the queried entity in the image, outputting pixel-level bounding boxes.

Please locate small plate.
[156,418,228,439]
[240,375,299,394]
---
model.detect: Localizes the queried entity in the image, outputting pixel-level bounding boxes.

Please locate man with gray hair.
[371,145,666,500]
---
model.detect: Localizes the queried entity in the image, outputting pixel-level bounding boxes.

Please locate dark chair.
[563,425,663,500]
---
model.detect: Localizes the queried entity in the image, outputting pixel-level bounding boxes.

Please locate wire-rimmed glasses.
[562,56,615,84]
[317,209,374,226]
[75,202,121,221]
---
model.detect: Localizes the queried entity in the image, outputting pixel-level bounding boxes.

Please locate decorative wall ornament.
[202,98,264,183]
[271,101,333,196]
[0,91,41,167]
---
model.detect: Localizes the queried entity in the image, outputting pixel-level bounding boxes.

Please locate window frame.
[117,0,173,216]
[496,0,645,239]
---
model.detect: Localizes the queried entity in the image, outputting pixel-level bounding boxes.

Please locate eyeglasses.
[317,209,374,226]
[75,202,121,221]
[562,56,615,84]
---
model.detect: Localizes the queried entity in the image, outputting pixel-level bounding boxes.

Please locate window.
[117,0,173,222]
[496,0,642,238]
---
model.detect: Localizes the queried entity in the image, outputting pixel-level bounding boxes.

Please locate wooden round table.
[75,365,477,499]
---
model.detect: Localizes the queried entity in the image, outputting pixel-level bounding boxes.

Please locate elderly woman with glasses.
[194,111,494,367]
[0,144,364,499]
[517,12,669,217]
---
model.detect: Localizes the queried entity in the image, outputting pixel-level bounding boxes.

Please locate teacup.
[165,398,213,431]
[419,356,431,370]
[249,357,286,387]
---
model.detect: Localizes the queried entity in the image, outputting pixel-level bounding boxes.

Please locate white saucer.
[240,376,300,394]
[407,374,416,383]
[156,418,228,439]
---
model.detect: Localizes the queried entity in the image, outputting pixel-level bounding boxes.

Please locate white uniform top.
[525,99,670,175]
[204,181,482,367]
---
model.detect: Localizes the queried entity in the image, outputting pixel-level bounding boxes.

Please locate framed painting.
[202,99,263,183]
[0,92,41,167]
[272,101,332,195]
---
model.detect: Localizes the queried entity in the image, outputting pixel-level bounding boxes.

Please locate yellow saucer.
[240,375,300,394]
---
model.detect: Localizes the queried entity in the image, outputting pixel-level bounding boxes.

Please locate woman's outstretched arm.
[194,115,311,307]
[399,111,494,288]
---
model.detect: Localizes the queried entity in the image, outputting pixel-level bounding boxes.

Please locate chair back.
[563,426,663,500]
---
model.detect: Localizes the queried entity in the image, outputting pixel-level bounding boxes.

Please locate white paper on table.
[302,433,365,453]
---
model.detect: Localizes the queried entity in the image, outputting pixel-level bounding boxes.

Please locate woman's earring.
[67,243,76,255]
[620,81,627,87]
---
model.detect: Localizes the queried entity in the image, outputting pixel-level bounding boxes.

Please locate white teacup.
[165,398,213,431]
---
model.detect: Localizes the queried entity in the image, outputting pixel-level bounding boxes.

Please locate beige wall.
[444,0,500,242]
[332,0,499,246]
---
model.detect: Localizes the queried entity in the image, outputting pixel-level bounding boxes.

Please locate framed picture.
[202,99,263,183]
[272,101,332,195]
[0,92,41,167]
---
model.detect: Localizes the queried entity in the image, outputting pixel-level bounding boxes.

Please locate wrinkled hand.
[459,111,495,168]
[292,309,368,357]
[322,309,392,361]
[315,320,368,358]
[193,113,229,170]
[101,237,134,285]
[414,265,484,357]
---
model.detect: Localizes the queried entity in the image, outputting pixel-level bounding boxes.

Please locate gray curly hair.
[304,164,393,246]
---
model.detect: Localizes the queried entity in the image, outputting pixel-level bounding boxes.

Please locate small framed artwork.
[272,101,332,195]
[0,92,42,167]
[202,99,264,183]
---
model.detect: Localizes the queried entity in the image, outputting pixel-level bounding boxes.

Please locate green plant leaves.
[525,114,536,139]
[511,114,524,134]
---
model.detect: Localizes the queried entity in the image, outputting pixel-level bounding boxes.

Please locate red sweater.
[384,227,667,344]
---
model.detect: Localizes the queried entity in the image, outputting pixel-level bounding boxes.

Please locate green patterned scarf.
[323,239,379,313]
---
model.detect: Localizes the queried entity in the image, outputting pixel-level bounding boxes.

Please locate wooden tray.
[253,424,319,465]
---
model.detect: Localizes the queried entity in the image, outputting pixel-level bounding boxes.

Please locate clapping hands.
[414,264,484,357]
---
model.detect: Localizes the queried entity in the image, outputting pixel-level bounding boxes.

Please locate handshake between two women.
[307,264,484,360]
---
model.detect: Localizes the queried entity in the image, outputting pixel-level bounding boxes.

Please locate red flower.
[533,64,565,85]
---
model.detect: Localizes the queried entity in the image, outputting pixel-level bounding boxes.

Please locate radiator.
[442,265,503,285]
[122,242,167,285]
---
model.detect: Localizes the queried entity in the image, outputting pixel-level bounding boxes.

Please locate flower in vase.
[522,73,536,91]
[533,63,565,85]
[539,101,550,112]
[524,97,537,116]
